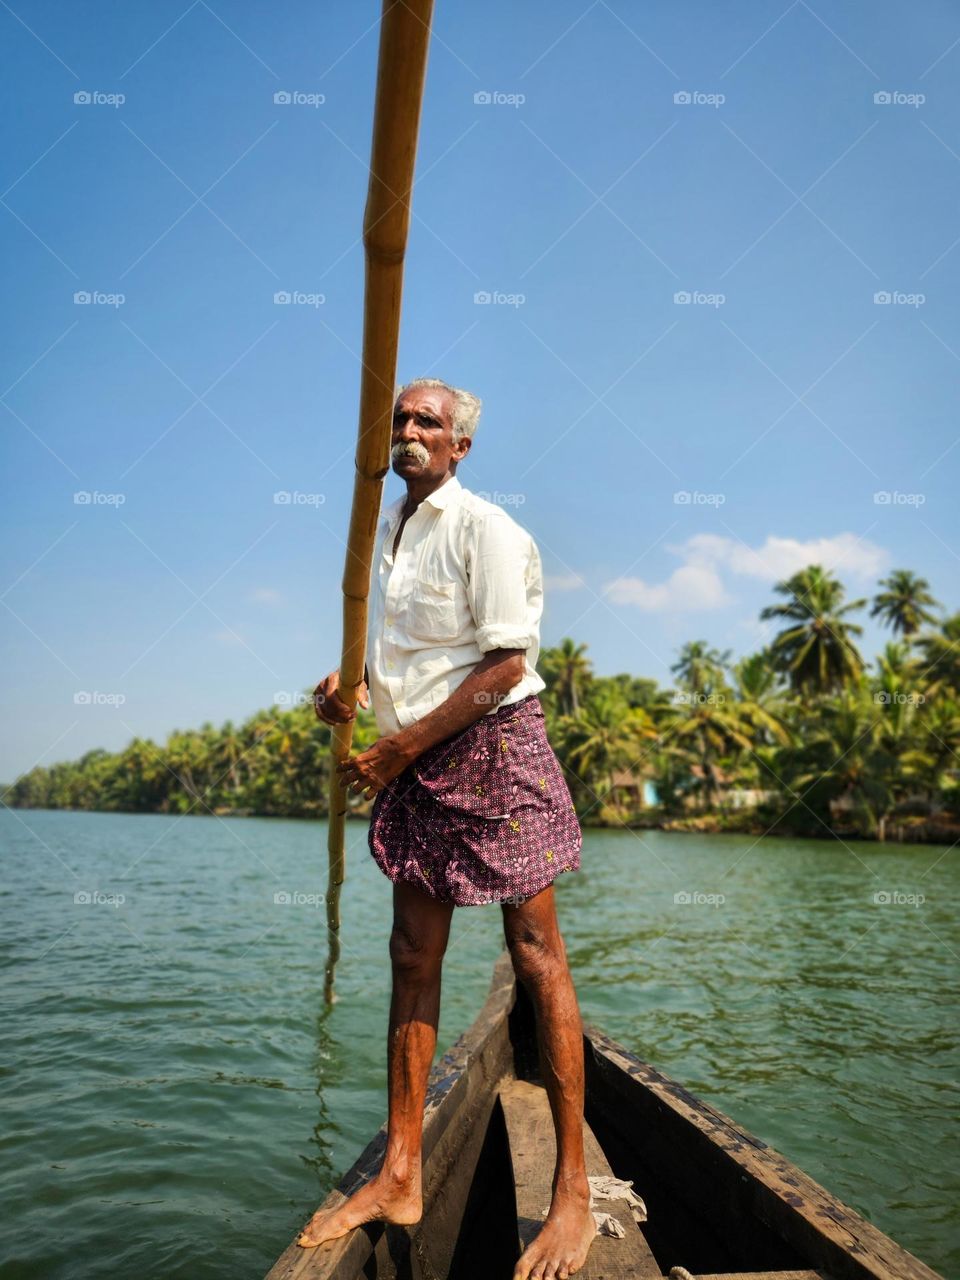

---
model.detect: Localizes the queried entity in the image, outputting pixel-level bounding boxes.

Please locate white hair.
[396,377,482,442]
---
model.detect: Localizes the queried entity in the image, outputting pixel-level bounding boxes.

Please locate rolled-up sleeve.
[465,511,542,653]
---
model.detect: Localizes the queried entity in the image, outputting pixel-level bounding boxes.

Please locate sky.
[1,0,958,782]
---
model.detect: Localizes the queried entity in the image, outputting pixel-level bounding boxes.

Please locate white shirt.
[366,475,547,737]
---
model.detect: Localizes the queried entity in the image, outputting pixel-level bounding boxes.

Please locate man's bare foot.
[513,1182,597,1280]
[297,1169,422,1248]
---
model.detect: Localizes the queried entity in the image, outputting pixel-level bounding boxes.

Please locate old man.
[304,378,596,1280]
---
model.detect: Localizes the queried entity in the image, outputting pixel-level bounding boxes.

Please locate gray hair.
[396,377,482,442]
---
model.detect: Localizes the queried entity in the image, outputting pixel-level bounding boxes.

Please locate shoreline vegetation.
[4,566,959,847]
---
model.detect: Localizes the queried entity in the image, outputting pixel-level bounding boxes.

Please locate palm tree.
[908,696,960,806]
[670,640,730,697]
[555,685,657,816]
[915,612,960,696]
[790,688,895,838]
[871,570,940,638]
[730,652,793,785]
[540,638,593,718]
[875,640,912,682]
[760,564,866,695]
[664,683,764,810]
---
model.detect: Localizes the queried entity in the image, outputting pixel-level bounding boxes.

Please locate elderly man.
[303,378,596,1280]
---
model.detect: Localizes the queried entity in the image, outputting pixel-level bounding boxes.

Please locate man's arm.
[336,649,525,798]
[392,648,525,763]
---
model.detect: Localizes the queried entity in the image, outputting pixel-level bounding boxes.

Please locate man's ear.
[454,436,472,462]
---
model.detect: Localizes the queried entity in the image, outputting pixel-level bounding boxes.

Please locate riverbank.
[613,806,960,845]
[8,798,957,846]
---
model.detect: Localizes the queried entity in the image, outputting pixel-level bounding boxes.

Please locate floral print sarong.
[368,694,581,905]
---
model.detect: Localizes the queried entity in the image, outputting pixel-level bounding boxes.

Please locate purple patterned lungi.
[368,693,582,906]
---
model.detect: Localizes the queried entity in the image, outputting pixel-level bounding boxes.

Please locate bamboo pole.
[324,0,435,1005]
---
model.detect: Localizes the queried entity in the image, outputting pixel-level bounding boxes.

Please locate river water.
[1,810,956,1278]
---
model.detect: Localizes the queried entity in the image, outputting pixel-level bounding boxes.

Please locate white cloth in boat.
[366,474,546,737]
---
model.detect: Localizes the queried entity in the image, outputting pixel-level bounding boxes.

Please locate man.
[303,378,596,1280]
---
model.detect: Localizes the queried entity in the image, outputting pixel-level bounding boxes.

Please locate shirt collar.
[383,475,463,525]
[423,475,462,510]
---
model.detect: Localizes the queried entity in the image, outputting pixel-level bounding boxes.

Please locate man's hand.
[313,669,369,725]
[337,734,413,799]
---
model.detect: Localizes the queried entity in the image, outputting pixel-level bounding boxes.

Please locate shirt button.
[386,615,395,625]
[387,660,395,670]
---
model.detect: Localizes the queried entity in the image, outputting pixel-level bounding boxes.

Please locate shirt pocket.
[406,578,460,642]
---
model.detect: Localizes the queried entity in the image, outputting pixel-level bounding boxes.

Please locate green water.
[1,810,956,1279]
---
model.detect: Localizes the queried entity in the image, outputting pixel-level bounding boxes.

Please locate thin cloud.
[544,572,586,592]
[601,531,888,613]
[604,564,730,612]
[679,532,888,582]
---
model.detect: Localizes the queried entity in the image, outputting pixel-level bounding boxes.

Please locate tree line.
[5,567,958,842]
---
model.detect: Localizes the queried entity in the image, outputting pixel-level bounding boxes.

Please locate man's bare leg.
[298,882,453,1247]
[503,885,596,1280]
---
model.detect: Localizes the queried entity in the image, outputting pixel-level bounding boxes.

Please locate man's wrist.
[391,726,421,767]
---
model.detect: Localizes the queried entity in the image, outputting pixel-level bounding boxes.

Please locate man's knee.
[389,920,445,979]
[505,921,566,988]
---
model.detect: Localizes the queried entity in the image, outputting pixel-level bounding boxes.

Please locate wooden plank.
[499,1077,661,1280]
[694,1272,831,1279]
[265,956,516,1279]
[583,1028,944,1280]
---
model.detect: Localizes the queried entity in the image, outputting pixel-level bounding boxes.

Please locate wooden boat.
[266,955,942,1280]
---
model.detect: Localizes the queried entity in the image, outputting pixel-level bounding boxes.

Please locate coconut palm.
[908,696,960,805]
[874,640,913,682]
[760,565,866,695]
[540,638,593,718]
[871,570,940,638]
[556,685,657,815]
[664,684,762,810]
[914,612,960,697]
[789,687,895,837]
[670,640,730,697]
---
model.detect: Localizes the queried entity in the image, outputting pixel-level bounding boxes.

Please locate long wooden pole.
[324,0,435,1005]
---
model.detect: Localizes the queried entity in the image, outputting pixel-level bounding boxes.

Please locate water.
[1,810,956,1279]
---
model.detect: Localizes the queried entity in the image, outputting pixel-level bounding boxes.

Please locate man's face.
[391,387,470,481]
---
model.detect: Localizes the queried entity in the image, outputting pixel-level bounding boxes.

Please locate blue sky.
[1,0,958,781]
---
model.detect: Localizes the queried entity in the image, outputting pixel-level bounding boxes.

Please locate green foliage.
[5,567,958,843]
